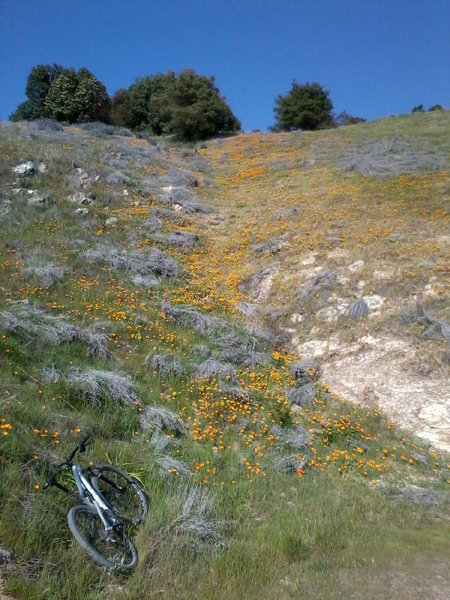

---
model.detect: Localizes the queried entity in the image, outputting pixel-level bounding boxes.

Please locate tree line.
[16,63,444,141]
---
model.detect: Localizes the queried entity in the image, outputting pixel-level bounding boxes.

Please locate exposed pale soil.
[293,332,450,452]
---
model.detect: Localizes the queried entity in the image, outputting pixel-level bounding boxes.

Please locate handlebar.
[43,434,92,491]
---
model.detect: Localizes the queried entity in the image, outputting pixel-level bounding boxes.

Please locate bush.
[273,81,333,131]
[334,111,366,126]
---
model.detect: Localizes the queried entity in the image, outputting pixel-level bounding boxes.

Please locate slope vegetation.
[0,115,448,599]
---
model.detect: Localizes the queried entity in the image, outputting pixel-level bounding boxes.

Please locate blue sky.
[1,0,449,131]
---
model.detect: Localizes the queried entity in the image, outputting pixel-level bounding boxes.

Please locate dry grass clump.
[85,244,179,278]
[142,216,162,232]
[149,353,186,378]
[23,261,66,288]
[156,455,191,477]
[105,171,132,185]
[194,358,237,381]
[154,231,199,249]
[252,237,285,256]
[149,431,181,452]
[286,383,316,407]
[155,208,184,224]
[162,303,216,336]
[378,484,443,508]
[132,274,160,289]
[173,486,227,547]
[139,404,186,435]
[271,424,311,451]
[273,455,308,474]
[0,303,108,356]
[78,122,132,137]
[216,330,266,367]
[163,168,199,188]
[335,137,448,176]
[64,368,139,408]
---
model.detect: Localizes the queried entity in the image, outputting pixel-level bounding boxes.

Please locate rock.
[105,217,118,227]
[37,162,48,173]
[75,207,89,215]
[363,294,383,311]
[312,269,337,288]
[317,306,339,321]
[286,383,316,407]
[67,191,92,205]
[105,171,131,185]
[235,301,258,318]
[0,544,12,565]
[419,363,431,376]
[349,298,369,320]
[349,260,364,272]
[291,357,322,382]
[27,191,52,206]
[13,161,35,177]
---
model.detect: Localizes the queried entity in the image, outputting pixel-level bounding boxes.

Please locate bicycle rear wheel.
[91,464,148,526]
[68,505,138,572]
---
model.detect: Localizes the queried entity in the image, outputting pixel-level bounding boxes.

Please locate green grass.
[0,115,449,599]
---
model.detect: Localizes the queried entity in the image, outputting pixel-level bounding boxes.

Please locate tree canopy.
[110,69,240,141]
[10,63,63,121]
[273,81,333,131]
[11,65,110,124]
[44,68,110,123]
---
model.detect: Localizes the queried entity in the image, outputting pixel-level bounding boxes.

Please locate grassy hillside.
[0,114,449,599]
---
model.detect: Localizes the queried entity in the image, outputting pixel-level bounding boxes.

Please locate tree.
[428,104,443,112]
[411,104,424,113]
[44,68,110,123]
[273,81,333,131]
[110,69,240,141]
[164,70,240,141]
[75,68,110,122]
[10,63,63,121]
[44,69,81,122]
[110,89,134,128]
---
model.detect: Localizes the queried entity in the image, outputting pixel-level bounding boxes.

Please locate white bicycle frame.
[72,465,118,532]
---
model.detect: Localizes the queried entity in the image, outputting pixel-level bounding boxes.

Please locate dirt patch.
[292,332,450,452]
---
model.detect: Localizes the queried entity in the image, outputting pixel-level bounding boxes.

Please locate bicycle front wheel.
[68,505,138,572]
[91,464,148,526]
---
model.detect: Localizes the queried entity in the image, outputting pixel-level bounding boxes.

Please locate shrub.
[273,81,333,131]
[334,111,366,126]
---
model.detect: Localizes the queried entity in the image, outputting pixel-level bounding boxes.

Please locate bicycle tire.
[91,464,148,526]
[68,504,138,572]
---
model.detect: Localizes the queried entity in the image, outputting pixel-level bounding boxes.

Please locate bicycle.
[43,435,148,572]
